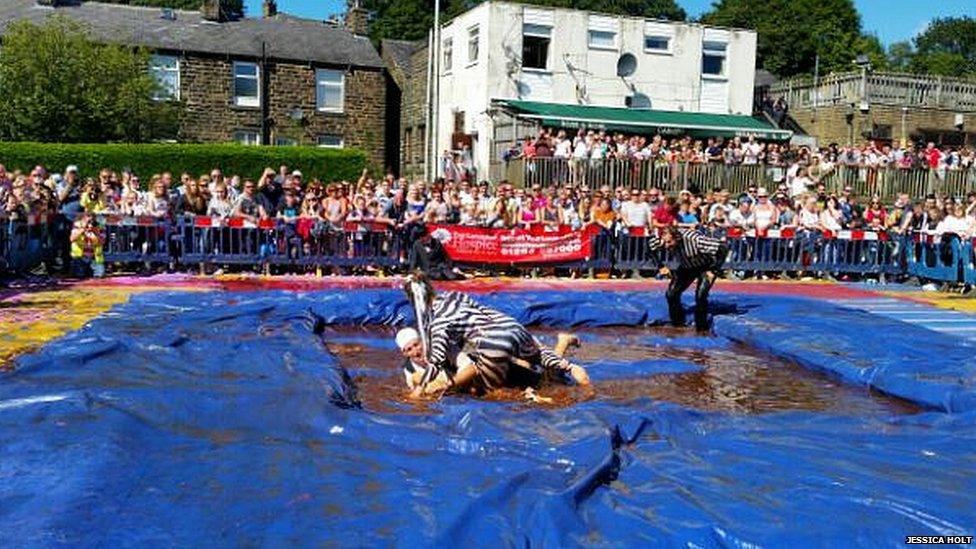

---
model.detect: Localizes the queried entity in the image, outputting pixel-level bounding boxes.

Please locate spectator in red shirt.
[864,196,887,227]
[926,142,941,169]
[652,196,677,230]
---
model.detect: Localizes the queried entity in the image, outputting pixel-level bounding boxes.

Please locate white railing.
[771,71,976,111]
[502,157,976,200]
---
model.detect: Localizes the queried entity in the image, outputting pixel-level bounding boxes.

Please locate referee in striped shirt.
[648,226,729,332]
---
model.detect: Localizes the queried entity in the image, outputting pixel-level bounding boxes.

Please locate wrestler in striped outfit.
[405,276,589,396]
[648,227,728,332]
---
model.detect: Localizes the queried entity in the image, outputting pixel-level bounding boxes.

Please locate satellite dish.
[626,93,651,109]
[616,53,637,78]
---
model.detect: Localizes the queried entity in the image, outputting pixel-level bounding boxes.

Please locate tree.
[700,0,882,78]
[362,0,685,44]
[0,17,179,143]
[887,40,914,72]
[909,17,976,77]
[95,0,245,19]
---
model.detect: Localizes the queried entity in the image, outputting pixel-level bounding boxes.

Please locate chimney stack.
[200,0,224,22]
[262,0,277,18]
[345,0,369,36]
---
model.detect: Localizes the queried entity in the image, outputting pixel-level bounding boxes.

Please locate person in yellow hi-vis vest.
[79,179,109,214]
[69,214,105,278]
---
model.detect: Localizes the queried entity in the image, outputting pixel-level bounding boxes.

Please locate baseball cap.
[291,170,303,177]
[66,165,79,173]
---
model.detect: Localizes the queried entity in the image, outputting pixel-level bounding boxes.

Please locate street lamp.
[854,54,872,112]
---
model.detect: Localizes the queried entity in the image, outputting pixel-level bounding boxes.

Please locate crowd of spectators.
[5,159,976,239]
[501,129,976,173]
[3,142,976,278]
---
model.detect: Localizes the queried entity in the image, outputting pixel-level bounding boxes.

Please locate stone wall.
[790,103,976,148]
[399,44,430,180]
[178,54,387,170]
[179,55,262,143]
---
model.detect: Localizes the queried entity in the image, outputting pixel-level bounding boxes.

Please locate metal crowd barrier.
[101,215,174,264]
[6,212,974,287]
[615,226,904,276]
[964,239,976,286]
[1,215,56,275]
[102,215,402,270]
[905,233,963,284]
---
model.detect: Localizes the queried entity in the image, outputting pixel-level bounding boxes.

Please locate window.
[588,15,618,50]
[467,26,479,64]
[442,38,453,73]
[275,137,298,146]
[644,35,670,53]
[233,61,260,107]
[317,134,344,148]
[233,131,260,146]
[702,41,727,76]
[149,54,180,100]
[522,23,550,70]
[316,69,345,112]
[588,30,616,49]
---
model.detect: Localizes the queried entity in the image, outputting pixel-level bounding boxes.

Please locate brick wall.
[790,103,976,147]
[178,54,387,170]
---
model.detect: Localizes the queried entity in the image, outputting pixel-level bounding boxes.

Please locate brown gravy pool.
[323,326,920,416]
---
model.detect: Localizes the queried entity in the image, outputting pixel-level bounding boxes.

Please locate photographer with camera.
[69,214,105,278]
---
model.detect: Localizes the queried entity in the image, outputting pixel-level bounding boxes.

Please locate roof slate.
[0,0,384,68]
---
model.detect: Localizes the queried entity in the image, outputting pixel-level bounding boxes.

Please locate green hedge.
[0,142,367,182]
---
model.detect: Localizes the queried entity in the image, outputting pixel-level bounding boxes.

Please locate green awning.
[494,99,792,141]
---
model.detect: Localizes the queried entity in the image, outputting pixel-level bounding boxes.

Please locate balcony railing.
[502,157,976,200]
[770,71,976,111]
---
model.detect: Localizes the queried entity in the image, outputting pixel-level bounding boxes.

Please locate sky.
[244,0,975,46]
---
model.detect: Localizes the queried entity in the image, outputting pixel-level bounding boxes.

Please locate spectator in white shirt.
[619,189,652,228]
[729,198,756,229]
[936,204,974,238]
[790,167,813,198]
[742,136,762,165]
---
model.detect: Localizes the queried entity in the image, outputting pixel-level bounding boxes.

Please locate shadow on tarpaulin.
[1,289,974,547]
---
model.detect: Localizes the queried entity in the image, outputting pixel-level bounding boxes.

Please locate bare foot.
[523,387,553,404]
[568,363,591,386]
[555,332,581,357]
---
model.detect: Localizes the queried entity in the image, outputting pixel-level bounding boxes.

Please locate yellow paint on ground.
[1,288,152,369]
[890,292,976,314]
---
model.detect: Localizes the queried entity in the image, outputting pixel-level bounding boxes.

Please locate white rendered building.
[428,1,780,179]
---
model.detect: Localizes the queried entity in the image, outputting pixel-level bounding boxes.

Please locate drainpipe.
[260,41,270,146]
[424,29,434,181]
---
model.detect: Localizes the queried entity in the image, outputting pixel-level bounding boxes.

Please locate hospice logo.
[905,536,973,545]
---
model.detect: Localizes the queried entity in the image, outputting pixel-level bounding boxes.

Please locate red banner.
[428,224,600,264]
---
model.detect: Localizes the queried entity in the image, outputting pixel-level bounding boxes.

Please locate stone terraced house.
[0,0,393,170]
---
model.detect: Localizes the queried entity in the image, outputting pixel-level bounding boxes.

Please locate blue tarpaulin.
[1,289,974,546]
